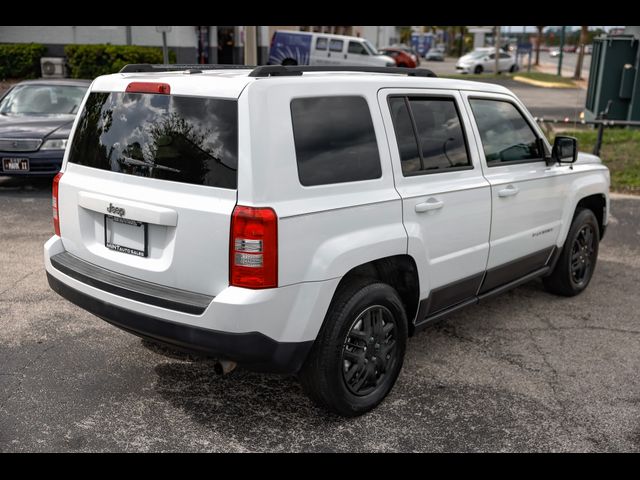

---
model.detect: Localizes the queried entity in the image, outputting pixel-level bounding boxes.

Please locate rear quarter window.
[290,96,382,186]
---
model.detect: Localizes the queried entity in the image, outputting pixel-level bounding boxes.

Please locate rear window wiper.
[118,156,181,174]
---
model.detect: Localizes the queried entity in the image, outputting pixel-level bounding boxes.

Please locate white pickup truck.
[44,65,610,416]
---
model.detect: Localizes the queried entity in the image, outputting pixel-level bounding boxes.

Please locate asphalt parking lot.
[0,176,639,452]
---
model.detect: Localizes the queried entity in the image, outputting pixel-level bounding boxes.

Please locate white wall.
[361,26,398,48]
[0,26,198,47]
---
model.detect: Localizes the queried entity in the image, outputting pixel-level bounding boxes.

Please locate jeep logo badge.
[107,203,126,217]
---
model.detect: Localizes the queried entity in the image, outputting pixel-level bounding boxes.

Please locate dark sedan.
[0,79,90,176]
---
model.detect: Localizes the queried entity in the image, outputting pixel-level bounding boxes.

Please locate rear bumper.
[44,236,340,373]
[47,272,312,373]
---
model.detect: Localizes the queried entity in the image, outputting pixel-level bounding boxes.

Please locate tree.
[574,25,589,80]
[535,26,545,66]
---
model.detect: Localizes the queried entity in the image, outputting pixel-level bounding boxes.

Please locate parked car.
[388,45,421,66]
[550,48,561,57]
[455,48,518,74]
[268,30,395,67]
[45,63,610,417]
[378,48,418,68]
[424,47,445,61]
[577,44,593,55]
[0,79,90,176]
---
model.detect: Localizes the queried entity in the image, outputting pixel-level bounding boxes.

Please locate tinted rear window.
[290,96,382,186]
[68,92,238,189]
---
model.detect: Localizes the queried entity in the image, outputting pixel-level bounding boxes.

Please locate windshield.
[362,40,379,55]
[0,84,87,115]
[68,92,238,189]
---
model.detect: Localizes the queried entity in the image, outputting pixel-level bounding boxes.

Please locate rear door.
[57,88,239,297]
[378,88,491,318]
[326,38,346,65]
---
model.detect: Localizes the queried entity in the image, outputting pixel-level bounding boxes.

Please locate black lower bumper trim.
[47,272,313,374]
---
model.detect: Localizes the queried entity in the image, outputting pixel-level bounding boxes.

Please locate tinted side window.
[329,39,344,52]
[500,52,511,58]
[389,96,471,175]
[316,37,328,50]
[291,96,382,186]
[348,41,367,55]
[388,97,421,173]
[469,99,542,165]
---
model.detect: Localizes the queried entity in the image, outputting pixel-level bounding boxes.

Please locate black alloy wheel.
[341,305,398,396]
[570,224,596,288]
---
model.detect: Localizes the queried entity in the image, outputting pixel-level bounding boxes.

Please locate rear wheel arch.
[328,255,420,334]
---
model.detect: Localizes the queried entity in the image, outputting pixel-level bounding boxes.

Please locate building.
[0,26,274,65]
[0,26,404,66]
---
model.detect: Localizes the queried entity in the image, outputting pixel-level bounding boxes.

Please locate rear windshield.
[68,92,238,189]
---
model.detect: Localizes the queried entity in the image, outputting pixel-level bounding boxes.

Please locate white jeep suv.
[45,64,610,416]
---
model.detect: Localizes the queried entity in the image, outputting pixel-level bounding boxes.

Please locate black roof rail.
[248,65,437,78]
[119,64,257,73]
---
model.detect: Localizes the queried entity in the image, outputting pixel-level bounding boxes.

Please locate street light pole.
[162,32,169,64]
[557,25,566,76]
[495,26,501,74]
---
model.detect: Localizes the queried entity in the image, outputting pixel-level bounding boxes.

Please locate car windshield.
[0,84,87,116]
[362,40,379,55]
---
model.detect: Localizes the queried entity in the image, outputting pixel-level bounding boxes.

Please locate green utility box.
[586,35,640,121]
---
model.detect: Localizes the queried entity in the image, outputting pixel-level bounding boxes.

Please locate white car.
[456,47,518,74]
[45,64,610,416]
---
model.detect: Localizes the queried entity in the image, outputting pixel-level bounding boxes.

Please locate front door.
[461,91,568,293]
[379,88,492,319]
[345,40,371,66]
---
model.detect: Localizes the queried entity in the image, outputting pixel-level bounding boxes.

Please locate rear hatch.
[57,82,240,297]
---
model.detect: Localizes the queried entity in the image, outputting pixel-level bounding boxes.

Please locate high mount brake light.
[125,82,171,94]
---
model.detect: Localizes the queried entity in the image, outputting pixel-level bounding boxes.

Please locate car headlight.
[386,61,396,67]
[40,138,68,150]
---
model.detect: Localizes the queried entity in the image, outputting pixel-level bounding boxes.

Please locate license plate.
[104,215,148,257]
[2,158,29,172]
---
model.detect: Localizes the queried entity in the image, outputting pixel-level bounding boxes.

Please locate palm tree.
[574,26,589,80]
[535,26,545,66]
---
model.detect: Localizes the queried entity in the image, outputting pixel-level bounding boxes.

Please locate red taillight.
[125,82,171,95]
[230,205,278,289]
[52,172,62,236]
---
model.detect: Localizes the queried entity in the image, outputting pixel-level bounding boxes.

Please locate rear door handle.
[415,198,444,213]
[498,185,519,197]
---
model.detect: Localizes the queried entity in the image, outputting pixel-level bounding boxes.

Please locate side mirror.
[552,136,578,164]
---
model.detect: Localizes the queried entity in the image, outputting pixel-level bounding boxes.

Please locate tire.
[474,65,483,74]
[281,58,297,66]
[298,277,408,417]
[543,208,600,297]
[510,64,518,73]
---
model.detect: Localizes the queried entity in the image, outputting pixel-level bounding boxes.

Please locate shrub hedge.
[0,43,47,79]
[65,44,176,79]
